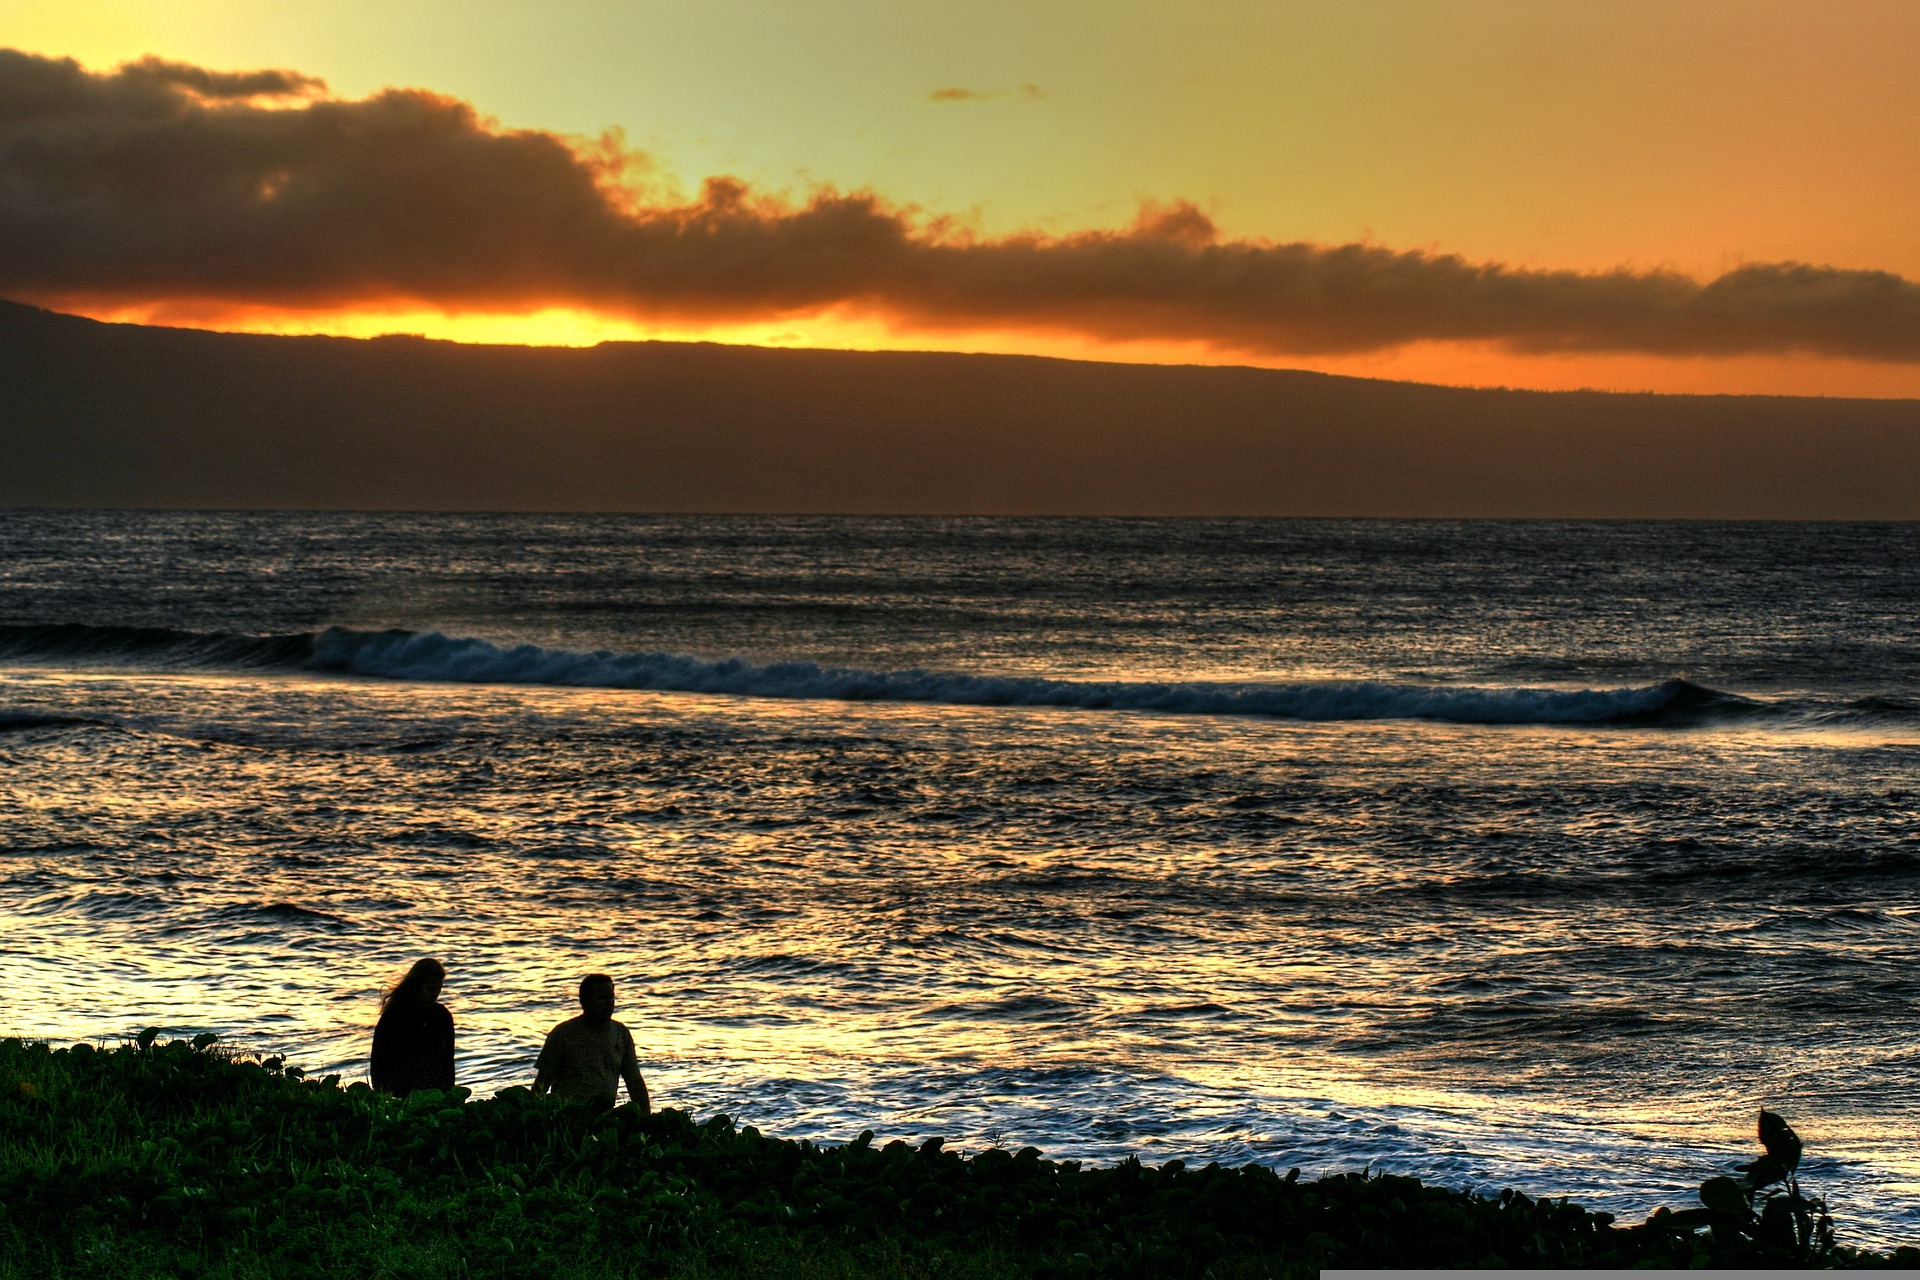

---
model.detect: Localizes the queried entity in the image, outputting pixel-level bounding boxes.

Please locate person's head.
[382,958,446,1011]
[578,973,616,1022]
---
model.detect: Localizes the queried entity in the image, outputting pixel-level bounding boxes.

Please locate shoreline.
[5,1036,1912,1277]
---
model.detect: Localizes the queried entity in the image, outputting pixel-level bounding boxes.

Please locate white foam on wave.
[309,628,1701,726]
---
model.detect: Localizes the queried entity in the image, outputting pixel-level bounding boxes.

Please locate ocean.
[3,512,1917,1245]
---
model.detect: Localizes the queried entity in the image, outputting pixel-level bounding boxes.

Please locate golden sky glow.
[7,0,1920,395]
[69,299,1920,400]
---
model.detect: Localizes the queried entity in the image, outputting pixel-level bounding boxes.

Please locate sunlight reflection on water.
[5,668,1920,1244]
[6,514,1920,1247]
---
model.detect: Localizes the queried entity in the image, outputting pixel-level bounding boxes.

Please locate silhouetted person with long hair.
[533,973,649,1111]
[370,958,455,1095]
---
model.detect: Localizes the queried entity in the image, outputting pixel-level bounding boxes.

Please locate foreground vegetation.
[2,1036,1913,1278]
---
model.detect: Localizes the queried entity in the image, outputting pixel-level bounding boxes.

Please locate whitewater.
[0,622,1764,725]
[3,513,1919,1247]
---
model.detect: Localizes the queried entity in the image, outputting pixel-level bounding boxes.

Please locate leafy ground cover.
[2,1035,1914,1278]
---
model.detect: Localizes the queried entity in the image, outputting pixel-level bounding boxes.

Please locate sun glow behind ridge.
[44,297,1920,400]
[4,14,1920,402]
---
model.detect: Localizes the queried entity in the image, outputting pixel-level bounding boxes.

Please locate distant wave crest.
[0,623,314,669]
[0,622,1777,727]
[308,628,1752,726]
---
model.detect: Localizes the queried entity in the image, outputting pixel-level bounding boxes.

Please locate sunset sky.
[5,0,1920,395]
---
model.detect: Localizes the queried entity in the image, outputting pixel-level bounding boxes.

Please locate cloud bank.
[4,48,1919,361]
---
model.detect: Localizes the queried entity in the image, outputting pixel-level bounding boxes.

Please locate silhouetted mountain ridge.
[3,299,1916,515]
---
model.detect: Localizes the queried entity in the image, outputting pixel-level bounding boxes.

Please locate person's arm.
[432,1004,456,1091]
[618,1026,649,1113]
[622,1064,650,1113]
[369,1012,391,1091]
[532,1028,557,1094]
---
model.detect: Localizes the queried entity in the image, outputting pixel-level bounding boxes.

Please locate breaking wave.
[0,623,1786,727]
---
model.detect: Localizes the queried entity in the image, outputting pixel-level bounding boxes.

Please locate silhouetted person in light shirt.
[370,957,455,1095]
[534,973,650,1112]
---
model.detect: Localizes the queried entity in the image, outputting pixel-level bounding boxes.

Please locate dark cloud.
[4,48,1919,362]
[117,55,325,101]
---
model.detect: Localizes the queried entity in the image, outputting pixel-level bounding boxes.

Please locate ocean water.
[3,513,1919,1245]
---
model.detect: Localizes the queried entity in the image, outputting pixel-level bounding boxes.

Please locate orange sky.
[6,1,1920,396]
[57,299,1920,400]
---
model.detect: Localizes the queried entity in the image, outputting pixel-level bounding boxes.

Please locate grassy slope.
[1,1037,1910,1278]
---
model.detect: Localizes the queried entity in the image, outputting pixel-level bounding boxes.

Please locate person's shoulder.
[375,1002,418,1030]
[544,1014,584,1039]
[609,1019,635,1043]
